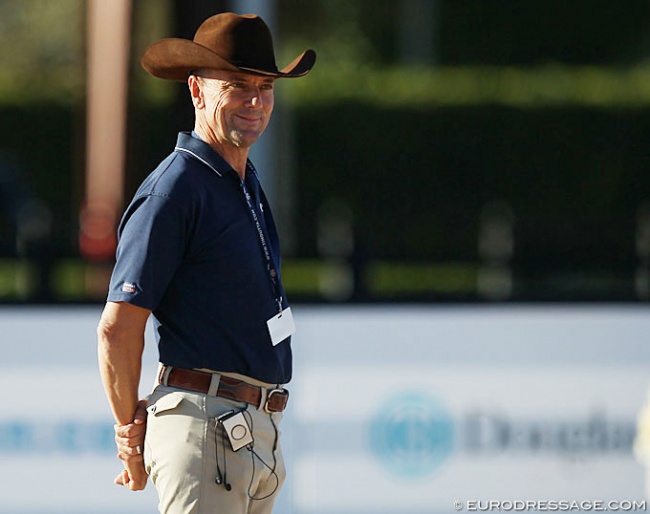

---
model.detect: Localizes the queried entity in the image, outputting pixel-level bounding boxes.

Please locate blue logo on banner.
[369,392,454,477]
[0,420,115,455]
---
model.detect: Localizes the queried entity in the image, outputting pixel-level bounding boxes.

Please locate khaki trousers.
[144,379,286,514]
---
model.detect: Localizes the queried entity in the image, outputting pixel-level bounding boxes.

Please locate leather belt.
[159,366,289,413]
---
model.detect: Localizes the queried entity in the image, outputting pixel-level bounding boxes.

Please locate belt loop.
[160,365,173,386]
[257,386,269,411]
[208,373,221,396]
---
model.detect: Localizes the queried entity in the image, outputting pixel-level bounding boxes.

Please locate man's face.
[196,69,275,149]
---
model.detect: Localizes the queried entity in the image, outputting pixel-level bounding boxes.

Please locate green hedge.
[293,103,649,271]
[1,102,648,276]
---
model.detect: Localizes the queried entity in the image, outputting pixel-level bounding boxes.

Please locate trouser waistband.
[158,365,289,413]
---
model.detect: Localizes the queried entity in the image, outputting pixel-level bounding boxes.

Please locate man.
[97,12,315,514]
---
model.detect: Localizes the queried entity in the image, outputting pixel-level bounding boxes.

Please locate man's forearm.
[98,332,144,424]
[97,301,150,425]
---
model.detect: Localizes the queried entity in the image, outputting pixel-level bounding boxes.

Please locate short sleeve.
[107,193,188,310]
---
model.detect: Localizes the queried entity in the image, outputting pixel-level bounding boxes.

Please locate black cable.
[243,409,280,501]
[214,414,232,491]
[213,407,280,499]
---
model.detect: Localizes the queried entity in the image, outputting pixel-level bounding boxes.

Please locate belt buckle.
[264,388,288,414]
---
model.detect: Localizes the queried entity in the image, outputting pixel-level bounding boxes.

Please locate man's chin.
[229,130,263,149]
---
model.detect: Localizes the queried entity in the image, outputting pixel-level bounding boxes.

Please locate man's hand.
[113,399,149,491]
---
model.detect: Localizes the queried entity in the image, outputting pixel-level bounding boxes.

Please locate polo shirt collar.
[174,131,234,178]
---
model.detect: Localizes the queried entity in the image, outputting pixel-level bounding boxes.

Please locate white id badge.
[267,307,296,346]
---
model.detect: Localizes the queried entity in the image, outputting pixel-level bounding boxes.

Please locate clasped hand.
[113,399,149,491]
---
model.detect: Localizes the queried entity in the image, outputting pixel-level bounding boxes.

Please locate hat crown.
[140,12,315,81]
[194,13,279,74]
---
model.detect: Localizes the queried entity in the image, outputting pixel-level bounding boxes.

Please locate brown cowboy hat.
[141,12,316,81]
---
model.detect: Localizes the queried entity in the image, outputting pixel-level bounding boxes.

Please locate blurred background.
[1,1,650,513]
[3,0,650,304]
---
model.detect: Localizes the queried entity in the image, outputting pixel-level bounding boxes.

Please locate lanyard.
[240,163,283,314]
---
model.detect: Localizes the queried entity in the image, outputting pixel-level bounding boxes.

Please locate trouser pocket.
[144,387,209,513]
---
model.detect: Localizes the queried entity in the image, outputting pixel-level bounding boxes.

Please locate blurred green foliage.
[0,0,84,104]
[3,0,650,107]
[283,64,650,108]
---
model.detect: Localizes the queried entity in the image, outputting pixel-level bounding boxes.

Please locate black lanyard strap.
[240,163,282,312]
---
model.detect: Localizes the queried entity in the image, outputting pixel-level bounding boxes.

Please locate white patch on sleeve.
[121,282,136,294]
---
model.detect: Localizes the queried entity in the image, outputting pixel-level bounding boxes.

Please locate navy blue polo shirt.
[107,132,292,384]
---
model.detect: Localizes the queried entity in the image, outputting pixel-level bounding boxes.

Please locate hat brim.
[141,38,316,82]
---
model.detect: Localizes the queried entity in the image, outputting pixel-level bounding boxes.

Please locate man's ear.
[188,75,204,109]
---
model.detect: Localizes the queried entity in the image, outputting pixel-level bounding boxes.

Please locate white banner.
[289,306,650,513]
[0,305,648,513]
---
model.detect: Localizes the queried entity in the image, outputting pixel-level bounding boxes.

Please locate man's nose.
[246,86,263,107]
